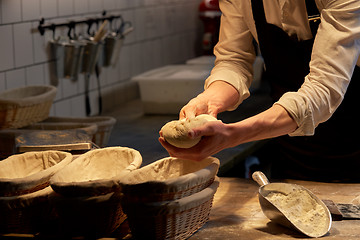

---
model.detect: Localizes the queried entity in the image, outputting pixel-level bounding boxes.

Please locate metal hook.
[67,21,76,39]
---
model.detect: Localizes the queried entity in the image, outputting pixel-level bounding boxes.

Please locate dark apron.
[251,0,360,182]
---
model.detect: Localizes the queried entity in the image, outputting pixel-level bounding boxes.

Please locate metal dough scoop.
[252,171,332,238]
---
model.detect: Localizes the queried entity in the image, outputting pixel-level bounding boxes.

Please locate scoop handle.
[252,171,270,187]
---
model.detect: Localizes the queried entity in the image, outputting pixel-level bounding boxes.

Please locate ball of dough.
[161,114,217,148]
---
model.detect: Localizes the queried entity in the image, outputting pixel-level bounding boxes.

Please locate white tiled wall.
[0,0,203,117]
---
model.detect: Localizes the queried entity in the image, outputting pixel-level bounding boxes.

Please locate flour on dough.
[161,114,217,148]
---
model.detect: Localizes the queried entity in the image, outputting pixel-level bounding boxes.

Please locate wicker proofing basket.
[0,186,55,234]
[0,85,57,129]
[50,190,127,238]
[42,116,117,147]
[0,151,72,197]
[122,178,220,240]
[119,156,220,202]
[50,147,142,197]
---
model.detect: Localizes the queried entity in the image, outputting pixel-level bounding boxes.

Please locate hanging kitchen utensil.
[49,22,85,81]
[83,20,108,116]
[99,17,125,67]
[252,171,332,238]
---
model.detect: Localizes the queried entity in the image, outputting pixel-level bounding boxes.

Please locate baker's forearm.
[180,80,240,119]
[200,80,240,113]
[228,104,298,147]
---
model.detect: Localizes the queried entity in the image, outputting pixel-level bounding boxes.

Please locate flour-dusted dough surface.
[161,114,217,148]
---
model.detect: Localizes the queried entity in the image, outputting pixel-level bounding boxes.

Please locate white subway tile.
[32,22,49,63]
[119,45,131,81]
[70,95,87,117]
[74,0,89,14]
[121,10,136,44]
[22,0,41,21]
[130,43,143,76]
[134,8,146,42]
[115,0,128,9]
[13,22,34,68]
[40,0,57,18]
[105,62,119,85]
[144,7,157,39]
[5,68,26,89]
[89,0,103,13]
[26,64,45,85]
[54,99,72,116]
[0,25,14,71]
[1,0,21,24]
[58,0,75,16]
[0,73,5,92]
[61,78,79,98]
[103,0,116,10]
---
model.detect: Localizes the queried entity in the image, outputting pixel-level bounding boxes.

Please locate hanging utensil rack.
[37,11,124,37]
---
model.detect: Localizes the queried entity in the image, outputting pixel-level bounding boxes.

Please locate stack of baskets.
[0,151,73,234]
[49,146,142,238]
[119,156,220,240]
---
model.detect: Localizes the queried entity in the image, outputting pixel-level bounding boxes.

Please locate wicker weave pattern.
[0,85,57,129]
[128,198,213,240]
[0,186,54,234]
[122,177,215,203]
[122,178,219,240]
[51,191,127,237]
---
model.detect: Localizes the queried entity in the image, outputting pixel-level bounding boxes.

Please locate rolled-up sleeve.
[276,0,360,136]
[205,0,256,110]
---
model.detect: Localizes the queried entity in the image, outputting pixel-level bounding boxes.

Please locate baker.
[159,0,360,182]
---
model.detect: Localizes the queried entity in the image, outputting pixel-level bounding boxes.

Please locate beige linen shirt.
[205,0,360,136]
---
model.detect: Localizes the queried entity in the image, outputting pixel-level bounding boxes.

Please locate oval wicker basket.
[50,147,142,197]
[42,116,117,147]
[0,186,55,234]
[0,151,73,197]
[122,178,220,240]
[119,156,220,202]
[0,85,57,129]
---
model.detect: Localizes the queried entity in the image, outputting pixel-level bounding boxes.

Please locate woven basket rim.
[123,177,219,216]
[50,147,142,196]
[0,151,73,197]
[0,186,54,210]
[119,156,219,190]
[0,85,57,107]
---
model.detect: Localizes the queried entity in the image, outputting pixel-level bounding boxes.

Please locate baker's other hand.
[159,120,232,161]
[180,81,240,120]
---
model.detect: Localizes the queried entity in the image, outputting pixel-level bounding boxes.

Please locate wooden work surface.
[189,177,360,240]
[2,177,360,240]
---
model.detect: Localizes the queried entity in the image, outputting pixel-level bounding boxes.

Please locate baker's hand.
[159,120,233,161]
[180,81,240,120]
[179,94,220,120]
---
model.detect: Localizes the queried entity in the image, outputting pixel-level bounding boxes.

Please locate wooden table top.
[189,177,360,240]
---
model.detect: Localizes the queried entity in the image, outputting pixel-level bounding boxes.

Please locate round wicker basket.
[122,178,220,240]
[0,151,73,197]
[0,85,57,129]
[0,186,55,234]
[119,156,220,202]
[50,147,142,197]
